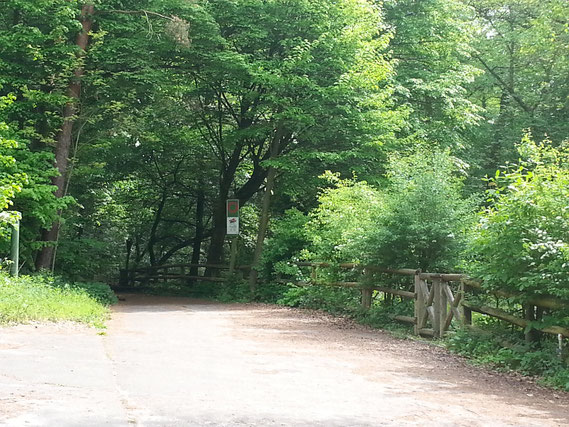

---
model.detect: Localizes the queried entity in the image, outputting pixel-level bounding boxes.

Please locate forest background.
[1,0,569,387]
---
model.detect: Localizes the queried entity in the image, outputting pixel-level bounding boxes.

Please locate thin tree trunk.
[189,190,205,280]
[248,128,283,294]
[148,190,168,266]
[35,4,94,270]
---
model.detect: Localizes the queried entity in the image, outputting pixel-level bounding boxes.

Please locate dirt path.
[1,294,568,426]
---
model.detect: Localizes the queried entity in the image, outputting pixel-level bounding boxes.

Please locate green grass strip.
[0,273,114,328]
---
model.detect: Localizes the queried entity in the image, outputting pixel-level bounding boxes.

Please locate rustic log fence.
[119,260,569,339]
[289,262,569,339]
[119,263,251,287]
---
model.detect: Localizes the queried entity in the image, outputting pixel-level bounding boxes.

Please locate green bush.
[260,208,311,281]
[277,285,361,315]
[305,172,384,265]
[65,280,118,305]
[466,137,569,299]
[365,148,476,271]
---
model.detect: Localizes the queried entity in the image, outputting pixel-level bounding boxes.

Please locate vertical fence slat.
[414,273,424,335]
[435,279,447,337]
[361,268,373,310]
[460,281,472,325]
[432,279,440,337]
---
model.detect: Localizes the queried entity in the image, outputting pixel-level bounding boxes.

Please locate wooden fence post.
[414,271,423,335]
[435,278,447,337]
[311,265,317,282]
[361,288,372,310]
[459,281,472,325]
[360,268,372,310]
[525,304,540,344]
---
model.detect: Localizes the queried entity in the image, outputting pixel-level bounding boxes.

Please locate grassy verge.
[447,323,569,391]
[0,273,117,328]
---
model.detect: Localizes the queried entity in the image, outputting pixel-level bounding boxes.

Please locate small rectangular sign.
[227,199,239,217]
[227,217,239,235]
[226,199,239,235]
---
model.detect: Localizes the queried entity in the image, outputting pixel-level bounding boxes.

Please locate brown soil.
[1,294,568,426]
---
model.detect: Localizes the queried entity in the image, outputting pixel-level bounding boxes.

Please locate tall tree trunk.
[148,190,168,266]
[189,190,205,279]
[248,128,283,293]
[205,196,229,276]
[205,150,241,276]
[35,4,94,270]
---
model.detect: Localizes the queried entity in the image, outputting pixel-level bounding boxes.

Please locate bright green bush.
[305,172,384,264]
[260,208,311,281]
[0,96,27,238]
[466,137,569,299]
[365,149,476,271]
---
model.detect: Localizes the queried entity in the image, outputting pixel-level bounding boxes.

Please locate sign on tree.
[226,199,239,235]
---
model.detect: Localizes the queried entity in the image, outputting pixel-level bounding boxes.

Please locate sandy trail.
[1,294,568,426]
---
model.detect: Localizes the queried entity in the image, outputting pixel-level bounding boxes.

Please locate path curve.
[1,294,568,426]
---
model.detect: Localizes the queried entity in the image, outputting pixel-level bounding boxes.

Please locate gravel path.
[1,294,568,426]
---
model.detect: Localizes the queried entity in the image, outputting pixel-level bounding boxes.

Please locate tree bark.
[35,4,94,270]
[189,190,205,280]
[248,128,283,293]
[148,190,168,266]
[205,197,228,275]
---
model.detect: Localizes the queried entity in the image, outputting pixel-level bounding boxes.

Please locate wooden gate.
[414,273,467,337]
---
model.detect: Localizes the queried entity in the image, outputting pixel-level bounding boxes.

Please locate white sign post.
[226,199,240,235]
[227,200,240,274]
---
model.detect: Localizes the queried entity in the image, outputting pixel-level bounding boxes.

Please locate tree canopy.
[0,0,567,299]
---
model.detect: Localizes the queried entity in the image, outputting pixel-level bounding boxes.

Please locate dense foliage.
[466,138,569,299]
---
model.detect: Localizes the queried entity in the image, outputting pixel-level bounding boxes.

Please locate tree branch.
[97,9,177,22]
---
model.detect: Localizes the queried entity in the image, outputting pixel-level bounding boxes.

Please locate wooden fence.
[119,263,250,287]
[119,260,569,339]
[291,262,569,339]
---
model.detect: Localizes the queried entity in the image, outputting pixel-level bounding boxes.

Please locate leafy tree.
[466,136,569,299]
[161,0,395,269]
[0,0,82,265]
[0,96,25,216]
[384,0,482,151]
[467,0,569,175]
[365,148,476,271]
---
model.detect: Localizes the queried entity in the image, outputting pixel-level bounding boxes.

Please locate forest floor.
[0,294,568,426]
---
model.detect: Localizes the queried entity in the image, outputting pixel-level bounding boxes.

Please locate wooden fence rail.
[289,262,569,339]
[119,260,569,339]
[120,263,251,287]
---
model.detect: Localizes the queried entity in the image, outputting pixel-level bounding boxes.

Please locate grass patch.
[0,273,115,327]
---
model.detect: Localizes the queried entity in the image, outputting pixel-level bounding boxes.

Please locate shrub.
[466,137,569,299]
[259,208,311,281]
[365,148,476,271]
[305,172,384,265]
[447,326,569,391]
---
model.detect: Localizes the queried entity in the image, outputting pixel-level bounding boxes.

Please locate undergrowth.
[0,273,116,327]
[447,324,569,391]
